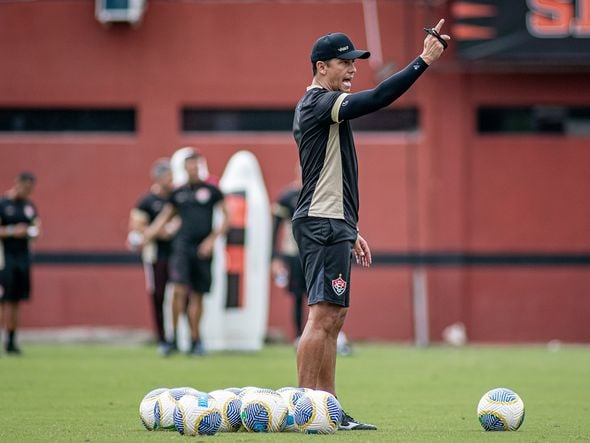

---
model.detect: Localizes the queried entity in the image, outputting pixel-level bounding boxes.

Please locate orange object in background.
[224,192,247,309]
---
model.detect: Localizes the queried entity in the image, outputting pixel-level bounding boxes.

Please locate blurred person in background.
[271,166,353,355]
[0,172,41,355]
[127,158,179,356]
[271,166,307,343]
[143,149,229,356]
[292,21,449,430]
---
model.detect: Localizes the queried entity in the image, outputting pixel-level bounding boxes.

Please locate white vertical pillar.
[412,266,430,347]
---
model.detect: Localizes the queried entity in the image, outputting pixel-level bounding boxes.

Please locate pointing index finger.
[434,18,445,33]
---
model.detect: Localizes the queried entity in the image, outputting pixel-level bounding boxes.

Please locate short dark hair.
[312,59,332,76]
[17,171,36,183]
[150,159,170,179]
[183,147,201,162]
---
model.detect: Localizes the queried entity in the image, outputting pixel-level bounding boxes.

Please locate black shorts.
[0,254,31,302]
[169,246,212,295]
[292,217,357,307]
[282,254,307,298]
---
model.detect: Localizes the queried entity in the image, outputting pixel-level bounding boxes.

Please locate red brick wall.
[2,1,589,342]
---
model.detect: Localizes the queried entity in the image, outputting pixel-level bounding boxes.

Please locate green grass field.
[1,343,589,442]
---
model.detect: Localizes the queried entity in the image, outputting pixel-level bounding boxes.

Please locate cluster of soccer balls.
[139,386,342,435]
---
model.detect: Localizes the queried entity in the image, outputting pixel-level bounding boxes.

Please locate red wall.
[1,1,589,342]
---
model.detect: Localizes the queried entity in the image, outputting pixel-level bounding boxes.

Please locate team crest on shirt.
[331,274,347,296]
[195,188,211,204]
[24,205,35,219]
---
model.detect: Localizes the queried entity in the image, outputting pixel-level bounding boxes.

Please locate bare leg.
[297,302,347,396]
[3,301,20,352]
[187,293,203,342]
[4,301,19,331]
[316,307,347,394]
[172,283,189,344]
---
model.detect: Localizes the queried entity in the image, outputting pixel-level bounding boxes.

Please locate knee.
[309,305,347,334]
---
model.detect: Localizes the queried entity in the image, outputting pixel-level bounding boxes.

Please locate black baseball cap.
[311,32,370,63]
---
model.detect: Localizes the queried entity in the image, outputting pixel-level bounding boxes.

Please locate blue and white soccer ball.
[209,389,242,432]
[237,386,266,399]
[139,388,168,431]
[294,390,342,434]
[169,386,202,401]
[173,393,222,436]
[224,387,243,396]
[240,389,289,432]
[153,390,178,430]
[277,387,310,432]
[477,387,525,431]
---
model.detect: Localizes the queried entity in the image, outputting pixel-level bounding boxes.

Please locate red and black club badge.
[331,274,347,296]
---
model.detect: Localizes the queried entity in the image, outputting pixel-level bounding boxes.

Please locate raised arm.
[339,19,450,121]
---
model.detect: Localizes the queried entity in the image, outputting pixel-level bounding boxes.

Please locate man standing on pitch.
[0,172,41,355]
[143,149,229,356]
[292,20,449,429]
[128,158,179,356]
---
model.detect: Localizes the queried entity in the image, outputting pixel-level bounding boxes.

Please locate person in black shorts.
[143,149,228,356]
[0,172,41,355]
[272,169,353,355]
[271,172,307,341]
[292,20,449,430]
[128,158,179,356]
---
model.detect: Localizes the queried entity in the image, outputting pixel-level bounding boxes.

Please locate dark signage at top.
[452,0,590,63]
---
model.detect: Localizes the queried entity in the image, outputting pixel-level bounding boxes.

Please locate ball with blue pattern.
[294,389,342,434]
[152,390,178,430]
[209,389,243,432]
[240,390,288,432]
[477,387,525,431]
[277,387,311,432]
[173,392,222,436]
[139,387,168,431]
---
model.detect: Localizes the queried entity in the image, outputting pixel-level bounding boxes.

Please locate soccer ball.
[173,393,222,436]
[139,388,168,431]
[169,386,202,401]
[240,389,289,432]
[153,390,179,430]
[209,389,242,432]
[277,387,310,432]
[224,387,243,396]
[477,387,525,431]
[152,386,202,431]
[237,386,265,399]
[294,390,342,434]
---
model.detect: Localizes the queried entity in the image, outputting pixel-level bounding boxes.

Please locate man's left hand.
[197,235,216,258]
[353,234,372,268]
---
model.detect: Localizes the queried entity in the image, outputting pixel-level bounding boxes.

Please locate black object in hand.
[424,27,448,49]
